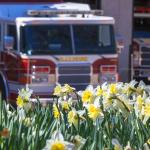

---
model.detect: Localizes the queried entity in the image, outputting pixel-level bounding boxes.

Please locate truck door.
[2,23,19,82]
[0,21,2,50]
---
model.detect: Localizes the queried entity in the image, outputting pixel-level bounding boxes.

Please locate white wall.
[101,0,133,82]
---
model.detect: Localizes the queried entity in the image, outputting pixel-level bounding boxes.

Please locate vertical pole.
[129,0,134,81]
[96,0,101,9]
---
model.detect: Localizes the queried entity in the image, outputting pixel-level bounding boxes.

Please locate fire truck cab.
[0,3,119,103]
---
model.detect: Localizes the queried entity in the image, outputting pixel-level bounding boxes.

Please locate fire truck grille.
[58,64,91,90]
[141,47,150,66]
[141,47,150,53]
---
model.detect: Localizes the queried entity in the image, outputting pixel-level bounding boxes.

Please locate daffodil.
[137,95,144,111]
[62,101,70,111]
[114,145,121,150]
[68,110,78,127]
[81,90,93,103]
[124,142,132,150]
[18,87,33,101]
[109,83,117,94]
[114,96,131,114]
[112,139,122,150]
[103,97,113,110]
[144,103,150,117]
[43,130,74,150]
[136,80,146,95]
[102,91,109,98]
[51,141,65,150]
[16,87,33,110]
[143,143,150,150]
[16,96,24,108]
[73,135,86,149]
[122,80,137,95]
[88,104,103,120]
[53,84,75,97]
[53,84,62,96]
[136,87,144,95]
[147,138,150,145]
[96,86,103,96]
[62,84,75,94]
[53,104,61,119]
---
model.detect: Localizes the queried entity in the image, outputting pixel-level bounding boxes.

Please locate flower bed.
[0,81,150,150]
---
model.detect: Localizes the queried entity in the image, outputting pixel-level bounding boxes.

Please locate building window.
[134,0,150,35]
[134,0,150,7]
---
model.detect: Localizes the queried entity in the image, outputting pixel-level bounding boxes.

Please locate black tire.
[0,77,6,101]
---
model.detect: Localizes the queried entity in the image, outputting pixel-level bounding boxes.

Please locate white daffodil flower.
[112,138,122,150]
[18,87,33,101]
[43,130,74,150]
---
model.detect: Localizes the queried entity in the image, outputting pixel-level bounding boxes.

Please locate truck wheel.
[0,78,6,101]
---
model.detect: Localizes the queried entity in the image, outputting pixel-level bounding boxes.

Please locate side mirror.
[116,35,124,53]
[116,43,124,54]
[4,36,14,50]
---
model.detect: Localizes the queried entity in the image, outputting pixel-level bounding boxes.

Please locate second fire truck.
[132,2,150,84]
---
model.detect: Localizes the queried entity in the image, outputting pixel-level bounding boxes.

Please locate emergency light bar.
[27,9,103,17]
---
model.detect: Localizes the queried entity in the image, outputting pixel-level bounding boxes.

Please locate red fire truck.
[132,1,150,84]
[0,2,119,104]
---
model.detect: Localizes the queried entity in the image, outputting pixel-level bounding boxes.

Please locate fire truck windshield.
[20,24,116,55]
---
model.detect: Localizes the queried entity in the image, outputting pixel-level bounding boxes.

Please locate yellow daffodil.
[96,86,103,96]
[147,138,150,145]
[54,84,75,96]
[16,87,32,110]
[62,84,75,94]
[81,90,93,103]
[88,104,103,120]
[62,101,69,111]
[112,139,122,150]
[51,141,65,150]
[53,85,62,96]
[114,145,121,150]
[109,84,117,94]
[68,110,78,127]
[137,95,144,111]
[53,104,61,119]
[16,96,24,108]
[144,104,150,117]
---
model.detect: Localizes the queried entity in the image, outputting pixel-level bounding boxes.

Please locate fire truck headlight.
[99,73,117,84]
[32,75,48,84]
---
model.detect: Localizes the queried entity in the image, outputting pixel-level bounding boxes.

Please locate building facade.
[102,0,133,82]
